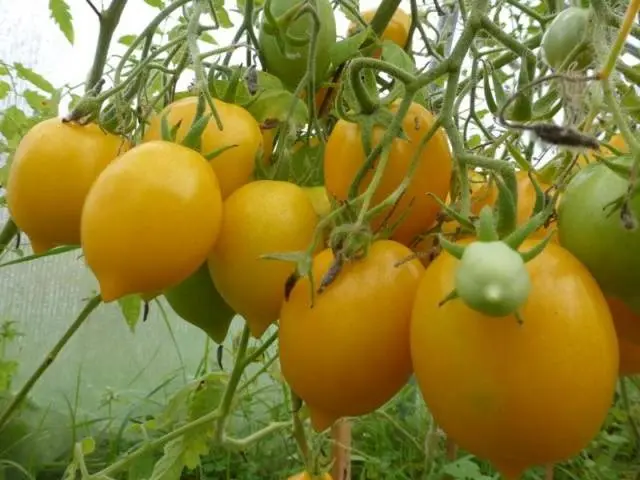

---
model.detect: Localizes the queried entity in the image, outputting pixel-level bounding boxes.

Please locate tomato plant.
[541,6,595,71]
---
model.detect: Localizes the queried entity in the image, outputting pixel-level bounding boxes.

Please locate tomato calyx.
[260,0,311,60]
[438,199,556,321]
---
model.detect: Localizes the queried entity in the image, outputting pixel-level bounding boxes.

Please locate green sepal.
[600,155,634,181]
[519,229,555,263]
[493,171,518,238]
[438,288,459,307]
[505,141,530,172]
[204,144,238,161]
[509,54,533,122]
[503,205,553,250]
[160,111,181,142]
[529,171,546,217]
[438,234,466,260]
[475,205,499,242]
[483,63,499,115]
[182,113,213,151]
[426,193,476,231]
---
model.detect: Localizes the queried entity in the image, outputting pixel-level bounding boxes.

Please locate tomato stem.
[0,218,18,259]
[0,295,102,432]
[597,0,640,81]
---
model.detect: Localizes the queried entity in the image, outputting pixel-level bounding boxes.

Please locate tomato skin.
[279,240,424,432]
[541,7,594,70]
[81,141,223,302]
[410,239,618,477]
[324,102,452,245]
[259,0,336,91]
[349,8,411,56]
[287,472,333,480]
[207,180,319,338]
[142,97,262,199]
[558,156,640,302]
[6,118,129,254]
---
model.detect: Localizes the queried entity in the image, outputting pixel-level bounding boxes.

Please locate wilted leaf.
[13,63,55,93]
[117,295,142,332]
[49,0,74,44]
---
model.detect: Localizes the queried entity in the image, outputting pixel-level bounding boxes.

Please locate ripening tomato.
[279,240,424,432]
[558,154,640,303]
[470,170,556,240]
[208,180,320,338]
[411,239,618,479]
[259,0,337,91]
[143,96,262,199]
[324,101,453,245]
[6,118,130,254]
[348,8,412,57]
[541,7,594,71]
[81,141,223,302]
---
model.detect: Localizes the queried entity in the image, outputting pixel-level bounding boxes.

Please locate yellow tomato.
[279,240,424,432]
[302,186,332,218]
[410,239,618,479]
[81,141,223,302]
[287,472,333,480]
[349,8,412,56]
[143,96,262,199]
[324,101,453,245]
[6,118,129,254]
[207,180,320,338]
[580,133,628,166]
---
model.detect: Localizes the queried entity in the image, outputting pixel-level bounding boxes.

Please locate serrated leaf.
[0,81,9,100]
[329,30,368,66]
[127,450,156,480]
[49,0,74,44]
[13,63,55,93]
[188,372,227,422]
[144,0,165,8]
[119,34,137,46]
[149,438,184,480]
[117,295,142,332]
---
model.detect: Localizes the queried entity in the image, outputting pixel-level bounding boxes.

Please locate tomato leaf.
[188,372,227,422]
[442,457,492,479]
[119,34,137,46]
[0,359,18,392]
[247,89,308,126]
[329,29,368,67]
[214,6,233,28]
[0,81,9,100]
[381,40,415,74]
[127,451,157,480]
[13,63,55,94]
[49,0,74,45]
[144,0,165,8]
[117,294,142,333]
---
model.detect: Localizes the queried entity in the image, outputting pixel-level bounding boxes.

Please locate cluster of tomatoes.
[4,2,640,480]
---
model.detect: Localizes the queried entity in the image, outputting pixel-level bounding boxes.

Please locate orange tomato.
[324,101,452,245]
[279,240,424,432]
[618,336,640,377]
[410,239,618,479]
[606,297,640,376]
[142,96,262,199]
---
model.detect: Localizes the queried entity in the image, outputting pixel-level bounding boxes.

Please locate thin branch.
[85,0,102,20]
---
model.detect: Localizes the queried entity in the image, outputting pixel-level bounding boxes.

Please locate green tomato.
[558,155,640,306]
[541,7,594,70]
[164,263,236,344]
[258,0,337,91]
[455,241,531,317]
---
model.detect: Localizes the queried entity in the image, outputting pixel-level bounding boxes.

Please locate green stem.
[0,295,102,431]
[368,0,402,37]
[214,326,251,443]
[91,408,222,478]
[597,0,640,80]
[602,78,640,154]
[479,16,536,63]
[223,421,292,450]
[0,219,18,258]
[503,0,546,24]
[618,61,640,85]
[85,0,128,92]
